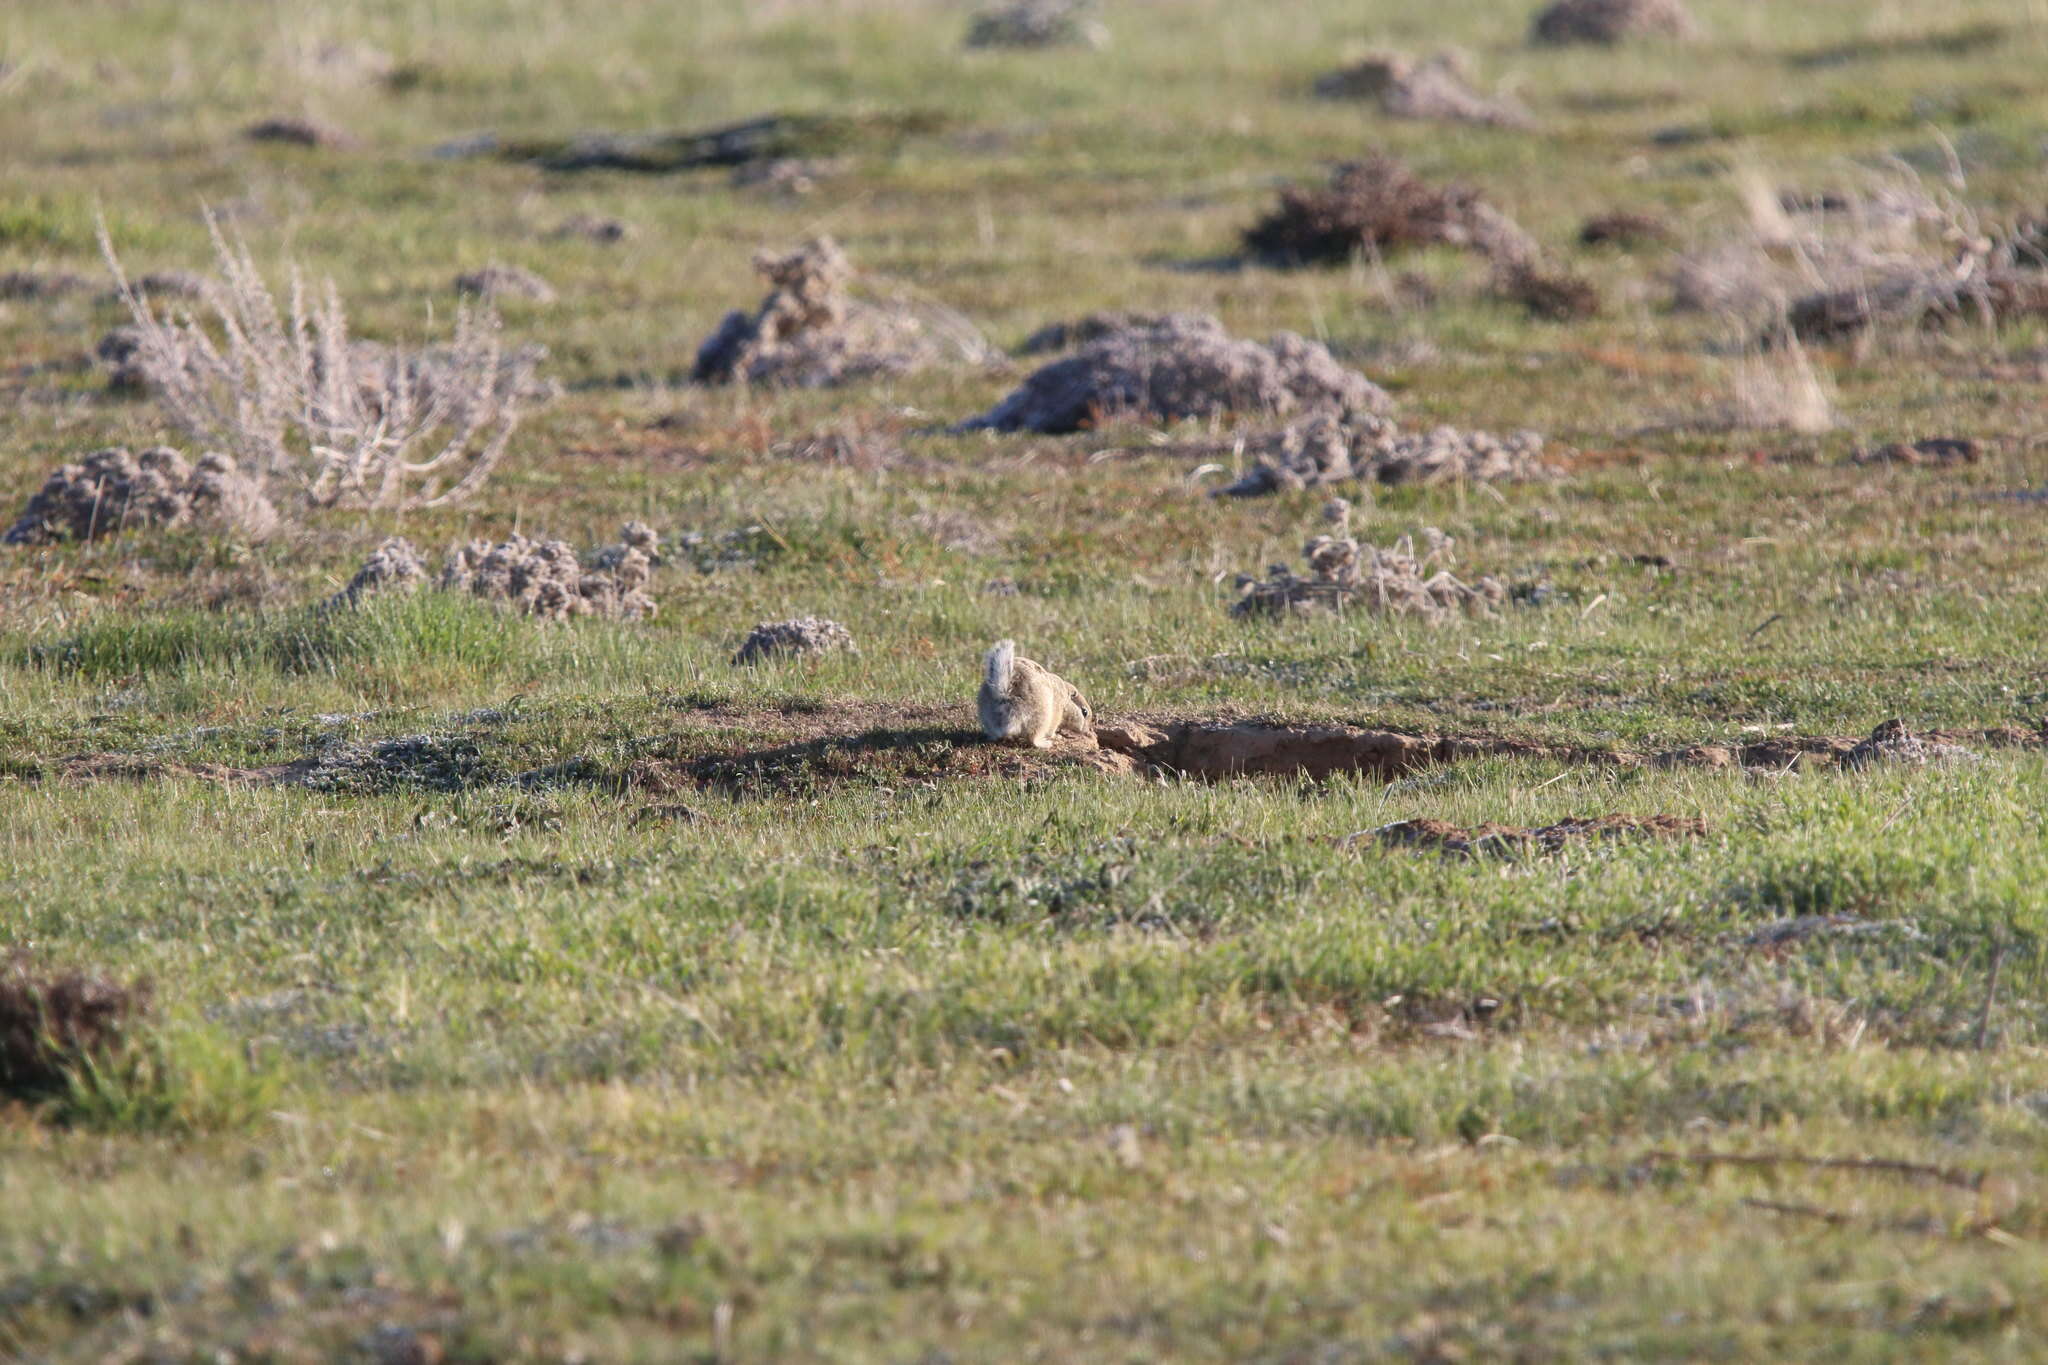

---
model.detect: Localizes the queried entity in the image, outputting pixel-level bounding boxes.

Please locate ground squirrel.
[978,639,1094,748]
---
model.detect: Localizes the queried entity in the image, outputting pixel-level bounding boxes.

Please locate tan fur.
[978,639,1094,749]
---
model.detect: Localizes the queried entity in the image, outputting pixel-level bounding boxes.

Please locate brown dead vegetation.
[1242,156,1536,268]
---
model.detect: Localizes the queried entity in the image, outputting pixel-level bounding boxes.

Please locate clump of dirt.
[454,264,555,303]
[0,269,92,301]
[965,0,1107,50]
[1242,156,1536,269]
[692,237,988,388]
[1231,501,1505,621]
[1372,813,1708,857]
[1313,51,1533,130]
[437,522,662,621]
[730,157,844,196]
[1531,0,1701,45]
[94,326,147,389]
[0,955,152,1104]
[4,447,278,546]
[732,616,859,665]
[1213,412,1559,498]
[1850,437,1981,467]
[324,537,429,610]
[1841,719,1980,770]
[957,313,1388,434]
[245,116,357,149]
[1493,259,1603,320]
[547,214,635,244]
[1017,311,1174,356]
[1579,210,1673,249]
[297,732,501,794]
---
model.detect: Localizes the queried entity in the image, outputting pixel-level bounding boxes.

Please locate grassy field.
[5,0,2048,1359]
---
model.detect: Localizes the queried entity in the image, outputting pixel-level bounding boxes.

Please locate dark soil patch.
[1371,814,1708,857]
[1,955,152,1104]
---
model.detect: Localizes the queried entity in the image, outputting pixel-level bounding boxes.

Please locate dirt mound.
[732,617,859,665]
[437,523,661,622]
[958,313,1387,434]
[1232,503,1504,622]
[94,326,147,389]
[693,237,987,388]
[1371,814,1707,857]
[1531,0,1700,45]
[1850,437,1981,467]
[965,0,1107,50]
[1017,311,1174,356]
[0,269,92,301]
[1841,719,1980,769]
[1314,51,1532,130]
[547,214,635,244]
[1494,259,1603,320]
[1579,210,1673,249]
[245,116,357,149]
[324,537,429,610]
[454,264,555,303]
[4,447,277,546]
[1781,269,2048,344]
[1214,411,1559,497]
[1242,156,1536,268]
[1,955,152,1104]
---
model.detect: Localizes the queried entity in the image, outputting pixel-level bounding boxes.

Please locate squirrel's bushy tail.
[983,638,1017,696]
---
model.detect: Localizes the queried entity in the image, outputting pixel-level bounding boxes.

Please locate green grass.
[5,0,2048,1359]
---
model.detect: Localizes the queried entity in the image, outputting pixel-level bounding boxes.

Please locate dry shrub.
[0,955,151,1104]
[965,0,1107,50]
[958,313,1387,434]
[1232,500,1504,621]
[693,237,995,388]
[733,616,859,665]
[454,264,556,303]
[102,217,536,512]
[1214,411,1559,498]
[5,446,278,546]
[1314,51,1532,130]
[1493,259,1603,320]
[1243,156,1537,268]
[1531,0,1700,45]
[327,523,663,620]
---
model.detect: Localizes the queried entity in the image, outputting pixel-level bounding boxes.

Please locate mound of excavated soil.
[1242,156,1536,268]
[958,313,1387,434]
[1531,0,1700,45]
[4,447,277,546]
[1314,51,1532,130]
[693,237,983,388]
[1232,505,1505,622]
[732,617,859,665]
[1371,814,1707,857]
[965,0,1107,50]
[326,524,661,621]
[454,264,555,303]
[1213,411,1559,497]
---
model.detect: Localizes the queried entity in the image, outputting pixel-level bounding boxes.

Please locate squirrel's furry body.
[978,640,1093,748]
